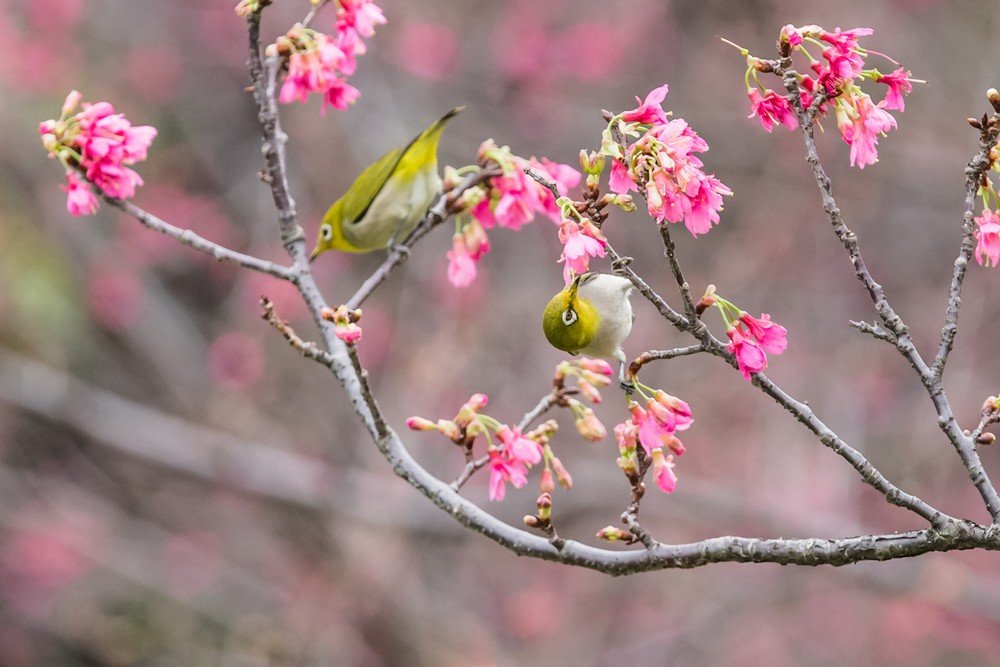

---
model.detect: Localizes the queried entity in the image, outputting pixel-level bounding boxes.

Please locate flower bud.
[454,393,488,427]
[436,419,461,441]
[550,456,573,489]
[61,90,82,117]
[596,526,630,541]
[578,149,606,176]
[536,492,552,520]
[977,432,997,446]
[574,406,607,441]
[988,88,1000,110]
[405,416,437,431]
[539,468,555,493]
[576,358,613,376]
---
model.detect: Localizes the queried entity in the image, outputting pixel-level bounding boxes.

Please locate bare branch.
[849,319,897,344]
[260,297,335,367]
[103,197,296,281]
[933,118,1000,378]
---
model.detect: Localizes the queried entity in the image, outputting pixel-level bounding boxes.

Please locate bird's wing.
[342,139,416,225]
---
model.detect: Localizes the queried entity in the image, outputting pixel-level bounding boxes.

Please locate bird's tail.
[399,106,464,175]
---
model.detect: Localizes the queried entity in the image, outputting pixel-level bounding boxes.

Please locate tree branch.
[102,197,296,281]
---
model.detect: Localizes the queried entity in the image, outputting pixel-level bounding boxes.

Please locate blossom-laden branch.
[36,6,1000,573]
[728,26,1000,523]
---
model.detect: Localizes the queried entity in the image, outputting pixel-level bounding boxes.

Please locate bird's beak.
[308,246,320,263]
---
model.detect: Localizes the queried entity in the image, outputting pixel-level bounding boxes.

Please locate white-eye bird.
[542,272,635,385]
[309,106,463,260]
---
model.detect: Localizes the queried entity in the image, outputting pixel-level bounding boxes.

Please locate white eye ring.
[321,226,333,240]
[562,308,578,326]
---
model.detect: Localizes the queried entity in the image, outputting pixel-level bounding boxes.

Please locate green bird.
[309,106,463,259]
[542,272,635,385]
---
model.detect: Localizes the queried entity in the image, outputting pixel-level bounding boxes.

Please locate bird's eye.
[321,225,333,240]
[561,308,578,326]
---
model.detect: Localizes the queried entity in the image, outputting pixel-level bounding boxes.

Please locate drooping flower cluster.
[267,1,384,112]
[555,357,613,440]
[443,142,580,287]
[601,84,733,236]
[39,91,157,216]
[703,290,788,381]
[740,25,916,168]
[975,209,1000,267]
[322,305,363,343]
[613,386,693,494]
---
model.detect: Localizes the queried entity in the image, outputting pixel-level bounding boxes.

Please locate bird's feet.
[386,239,410,258]
[619,379,636,395]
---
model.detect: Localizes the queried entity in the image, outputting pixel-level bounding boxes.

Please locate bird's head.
[309,199,346,262]
[542,273,600,354]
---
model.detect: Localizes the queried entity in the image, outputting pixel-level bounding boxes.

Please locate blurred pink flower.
[88,268,143,332]
[975,209,1000,267]
[446,233,478,287]
[61,171,98,216]
[551,21,624,81]
[392,22,459,80]
[336,0,387,39]
[125,46,183,104]
[26,0,86,35]
[208,332,264,389]
[162,530,224,598]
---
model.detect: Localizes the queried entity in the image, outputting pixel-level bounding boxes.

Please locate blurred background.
[3,0,1000,664]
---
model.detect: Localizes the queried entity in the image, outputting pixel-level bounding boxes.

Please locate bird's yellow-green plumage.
[310,106,463,258]
[542,274,600,354]
[542,272,635,363]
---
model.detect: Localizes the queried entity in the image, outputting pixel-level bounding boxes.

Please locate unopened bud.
[596,526,630,541]
[523,515,541,528]
[695,284,718,316]
[536,492,552,520]
[551,456,573,489]
[578,149,606,176]
[969,117,984,129]
[988,88,1000,110]
[455,393,488,426]
[539,468,555,493]
[436,419,461,441]
[405,416,437,431]
[983,396,999,414]
[61,90,82,116]
[574,406,607,441]
[977,432,996,446]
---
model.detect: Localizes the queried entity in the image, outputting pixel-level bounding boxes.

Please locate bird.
[309,106,463,260]
[542,272,635,387]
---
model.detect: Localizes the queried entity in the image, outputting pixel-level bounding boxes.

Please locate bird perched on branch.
[309,106,462,259]
[542,272,635,386]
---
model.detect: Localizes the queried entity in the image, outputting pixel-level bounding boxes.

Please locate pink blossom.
[488,450,528,501]
[818,27,874,53]
[497,426,543,466]
[531,157,582,222]
[629,402,675,455]
[975,210,1000,267]
[683,174,732,236]
[446,233,478,287]
[648,390,693,432]
[727,326,767,381]
[877,67,913,111]
[577,358,613,376]
[748,89,798,132]
[558,219,606,283]
[780,24,803,47]
[336,0,387,40]
[650,448,677,493]
[62,171,98,216]
[574,406,607,441]
[822,46,865,85]
[609,158,635,194]
[334,321,362,344]
[322,78,361,112]
[836,93,897,169]
[738,312,788,355]
[621,83,670,125]
[462,218,491,260]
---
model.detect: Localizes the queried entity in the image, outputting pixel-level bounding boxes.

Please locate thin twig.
[628,345,706,379]
[103,197,296,281]
[260,297,335,366]
[849,320,897,344]
[933,118,1000,379]
[301,0,330,29]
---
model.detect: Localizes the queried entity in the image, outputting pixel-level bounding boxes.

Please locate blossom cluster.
[39,91,157,216]
[600,84,733,236]
[742,25,915,169]
[702,290,788,381]
[267,0,386,112]
[613,387,693,494]
[444,141,580,287]
[406,358,610,502]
